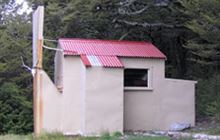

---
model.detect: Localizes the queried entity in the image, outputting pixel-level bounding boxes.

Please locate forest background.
[0,0,220,134]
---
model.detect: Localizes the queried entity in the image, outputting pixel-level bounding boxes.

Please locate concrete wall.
[42,55,86,134]
[121,58,196,131]
[54,56,124,135]
[62,56,86,135]
[53,54,87,135]
[84,67,124,135]
[54,45,64,90]
[42,70,62,132]
[159,79,196,129]
[51,55,196,134]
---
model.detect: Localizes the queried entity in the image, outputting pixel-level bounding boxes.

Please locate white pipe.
[43,45,63,52]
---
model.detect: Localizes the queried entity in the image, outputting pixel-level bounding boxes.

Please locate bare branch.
[118,6,148,15]
[20,56,32,72]
[21,56,36,77]
[118,0,137,7]
[115,19,184,28]
[119,31,130,40]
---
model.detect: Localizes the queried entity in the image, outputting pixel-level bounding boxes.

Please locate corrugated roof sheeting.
[59,39,166,59]
[80,55,123,68]
[87,55,102,66]
[59,38,166,68]
[80,55,91,67]
[97,55,123,68]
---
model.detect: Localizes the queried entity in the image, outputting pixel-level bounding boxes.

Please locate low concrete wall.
[159,79,196,129]
[42,70,62,132]
[124,78,196,131]
[43,56,86,135]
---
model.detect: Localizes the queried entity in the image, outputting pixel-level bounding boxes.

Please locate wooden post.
[32,6,44,137]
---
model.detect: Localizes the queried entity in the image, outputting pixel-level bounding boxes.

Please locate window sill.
[124,87,153,91]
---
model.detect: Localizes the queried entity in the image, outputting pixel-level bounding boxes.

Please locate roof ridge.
[59,38,152,44]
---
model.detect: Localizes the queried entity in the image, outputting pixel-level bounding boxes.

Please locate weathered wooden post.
[32,6,44,137]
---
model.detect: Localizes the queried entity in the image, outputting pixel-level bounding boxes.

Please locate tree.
[178,0,220,119]
[29,0,193,78]
[0,3,33,133]
[179,0,220,76]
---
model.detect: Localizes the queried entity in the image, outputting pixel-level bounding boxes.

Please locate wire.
[43,45,63,52]
[44,38,58,42]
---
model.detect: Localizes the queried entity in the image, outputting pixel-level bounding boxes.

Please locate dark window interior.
[124,69,148,87]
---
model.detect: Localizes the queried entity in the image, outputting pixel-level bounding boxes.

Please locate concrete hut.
[41,38,196,136]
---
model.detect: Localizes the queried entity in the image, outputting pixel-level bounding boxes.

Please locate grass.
[124,135,169,140]
[186,117,220,135]
[0,133,170,140]
[0,134,33,140]
[186,127,220,135]
[207,128,220,135]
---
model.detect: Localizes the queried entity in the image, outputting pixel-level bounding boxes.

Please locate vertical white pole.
[32,6,44,137]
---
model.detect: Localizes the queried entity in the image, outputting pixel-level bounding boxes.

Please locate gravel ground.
[125,118,220,140]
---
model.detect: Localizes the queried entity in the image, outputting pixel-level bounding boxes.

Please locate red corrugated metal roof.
[80,55,91,67]
[59,38,166,68]
[59,38,166,58]
[96,55,123,68]
[80,55,123,68]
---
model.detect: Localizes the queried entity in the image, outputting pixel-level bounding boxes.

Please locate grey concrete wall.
[121,58,196,131]
[84,67,124,135]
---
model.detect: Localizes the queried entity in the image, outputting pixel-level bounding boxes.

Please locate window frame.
[124,67,153,91]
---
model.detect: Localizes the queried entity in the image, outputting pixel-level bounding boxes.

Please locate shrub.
[196,74,220,119]
[112,131,122,137]
[0,82,33,134]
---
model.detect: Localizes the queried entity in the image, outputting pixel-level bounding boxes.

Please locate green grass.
[0,134,33,140]
[186,127,220,135]
[207,128,220,135]
[0,133,170,140]
[124,135,169,140]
